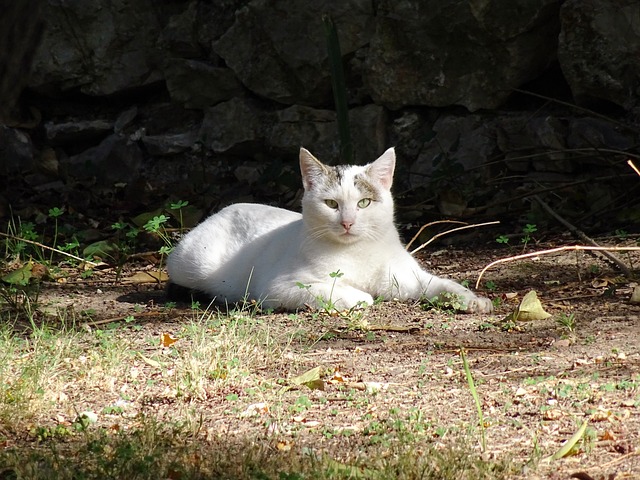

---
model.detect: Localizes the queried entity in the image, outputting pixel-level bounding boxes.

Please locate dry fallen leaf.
[504,290,552,322]
[122,270,169,284]
[290,366,324,391]
[600,430,616,441]
[240,402,269,417]
[542,409,563,421]
[276,440,293,451]
[161,332,179,347]
[631,286,640,304]
[137,352,163,368]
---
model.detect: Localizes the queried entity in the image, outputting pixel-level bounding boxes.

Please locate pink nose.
[342,221,353,231]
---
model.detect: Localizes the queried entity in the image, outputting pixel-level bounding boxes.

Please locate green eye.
[358,198,372,208]
[324,199,339,209]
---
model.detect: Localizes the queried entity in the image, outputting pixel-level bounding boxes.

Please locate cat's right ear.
[369,147,396,190]
[299,147,328,190]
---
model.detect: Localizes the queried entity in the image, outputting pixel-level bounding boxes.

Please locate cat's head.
[299,148,396,244]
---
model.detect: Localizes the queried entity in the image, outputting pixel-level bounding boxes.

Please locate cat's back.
[204,203,301,239]
[167,203,301,288]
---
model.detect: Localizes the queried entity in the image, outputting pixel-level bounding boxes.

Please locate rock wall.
[2,0,639,232]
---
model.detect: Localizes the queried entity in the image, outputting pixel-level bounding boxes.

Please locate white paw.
[328,289,374,310]
[465,296,493,314]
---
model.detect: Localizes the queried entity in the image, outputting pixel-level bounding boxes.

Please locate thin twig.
[405,220,466,251]
[0,232,99,267]
[410,221,500,255]
[596,450,640,470]
[533,195,632,277]
[475,245,640,289]
[629,159,640,177]
[512,88,637,133]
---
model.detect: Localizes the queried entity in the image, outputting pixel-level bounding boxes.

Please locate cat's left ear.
[368,147,396,190]
[299,147,329,190]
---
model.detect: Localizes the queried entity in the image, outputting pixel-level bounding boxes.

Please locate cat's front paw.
[326,288,373,311]
[465,296,493,314]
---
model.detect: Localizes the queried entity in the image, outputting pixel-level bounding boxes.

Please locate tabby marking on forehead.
[319,165,379,201]
[318,164,351,187]
[353,174,379,200]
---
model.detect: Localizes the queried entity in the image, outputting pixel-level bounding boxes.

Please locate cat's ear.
[299,147,329,190]
[368,147,396,190]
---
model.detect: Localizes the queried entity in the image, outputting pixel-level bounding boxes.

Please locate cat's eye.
[324,199,339,209]
[358,198,372,208]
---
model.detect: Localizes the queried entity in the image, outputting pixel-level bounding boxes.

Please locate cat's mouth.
[338,230,359,242]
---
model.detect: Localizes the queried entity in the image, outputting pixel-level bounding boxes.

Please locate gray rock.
[198,98,387,163]
[528,116,572,172]
[142,131,198,156]
[389,110,436,161]
[159,1,202,58]
[29,0,163,95]
[268,105,338,159]
[495,114,573,172]
[365,0,561,111]
[114,107,139,134]
[411,114,496,188]
[199,98,266,153]
[0,126,36,173]
[567,118,635,151]
[45,120,113,145]
[213,0,374,105]
[349,104,388,164]
[164,59,243,109]
[65,134,143,185]
[558,0,640,110]
[268,104,387,163]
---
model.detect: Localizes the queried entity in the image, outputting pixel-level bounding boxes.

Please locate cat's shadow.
[115,286,167,306]
[115,284,245,312]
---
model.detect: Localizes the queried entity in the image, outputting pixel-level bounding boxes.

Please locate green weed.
[556,312,577,333]
[421,292,465,313]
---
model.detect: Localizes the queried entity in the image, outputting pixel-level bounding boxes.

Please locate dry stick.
[475,245,640,289]
[405,220,466,252]
[532,195,632,277]
[629,158,640,177]
[410,221,501,255]
[596,450,640,470]
[0,231,100,267]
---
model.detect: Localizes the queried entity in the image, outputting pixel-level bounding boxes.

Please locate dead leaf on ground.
[2,261,39,285]
[240,402,269,417]
[122,270,169,284]
[290,366,324,391]
[137,352,163,368]
[276,440,293,451]
[161,332,179,347]
[504,290,552,322]
[631,286,640,304]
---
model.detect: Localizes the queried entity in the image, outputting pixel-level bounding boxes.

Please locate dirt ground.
[8,238,640,479]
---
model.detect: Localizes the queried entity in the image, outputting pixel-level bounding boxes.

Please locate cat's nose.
[341,221,353,231]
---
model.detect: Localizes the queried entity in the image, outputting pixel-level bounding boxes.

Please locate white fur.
[167,148,493,313]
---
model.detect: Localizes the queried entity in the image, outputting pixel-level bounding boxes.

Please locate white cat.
[166,147,493,313]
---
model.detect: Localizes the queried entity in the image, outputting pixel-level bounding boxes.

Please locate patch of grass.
[170,309,298,400]
[0,321,82,427]
[0,417,518,479]
[556,312,577,333]
[421,292,465,313]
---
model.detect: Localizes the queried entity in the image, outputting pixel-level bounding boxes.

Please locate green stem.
[323,14,353,164]
[460,348,486,452]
